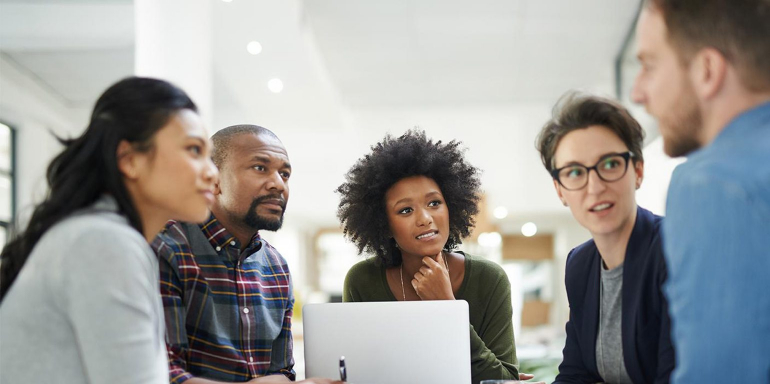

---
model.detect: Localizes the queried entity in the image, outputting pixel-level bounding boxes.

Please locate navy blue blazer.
[554,206,675,384]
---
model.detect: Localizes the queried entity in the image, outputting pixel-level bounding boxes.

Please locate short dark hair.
[536,92,645,173]
[336,130,481,267]
[210,124,279,169]
[645,0,770,91]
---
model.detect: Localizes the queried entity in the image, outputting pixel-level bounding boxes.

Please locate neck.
[700,88,770,147]
[591,206,637,270]
[400,251,443,276]
[125,189,169,243]
[210,204,257,251]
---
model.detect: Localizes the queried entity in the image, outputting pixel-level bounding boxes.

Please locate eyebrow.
[250,155,292,170]
[188,135,207,145]
[392,190,442,208]
[557,152,624,168]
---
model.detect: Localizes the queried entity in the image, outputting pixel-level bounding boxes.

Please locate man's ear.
[690,47,728,101]
[116,140,138,179]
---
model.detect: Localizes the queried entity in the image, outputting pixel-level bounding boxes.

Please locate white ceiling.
[1,0,646,230]
[303,0,638,106]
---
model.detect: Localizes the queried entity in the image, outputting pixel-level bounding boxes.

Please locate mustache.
[252,194,287,210]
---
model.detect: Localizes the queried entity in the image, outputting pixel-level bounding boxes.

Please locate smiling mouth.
[416,231,438,240]
[590,203,613,212]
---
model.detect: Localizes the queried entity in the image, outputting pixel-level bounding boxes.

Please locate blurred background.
[0,0,684,380]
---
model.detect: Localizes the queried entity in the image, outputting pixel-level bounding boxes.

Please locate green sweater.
[343,252,519,383]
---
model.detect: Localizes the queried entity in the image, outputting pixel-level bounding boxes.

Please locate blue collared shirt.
[663,102,770,383]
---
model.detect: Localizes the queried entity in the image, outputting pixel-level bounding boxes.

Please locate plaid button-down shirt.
[152,215,295,383]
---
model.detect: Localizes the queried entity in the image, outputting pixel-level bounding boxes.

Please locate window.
[0,122,16,245]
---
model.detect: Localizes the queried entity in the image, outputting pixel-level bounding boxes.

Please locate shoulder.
[462,253,510,291]
[670,150,769,209]
[565,239,598,272]
[464,253,506,278]
[41,211,155,278]
[345,258,382,282]
[667,156,770,231]
[51,210,147,254]
[151,220,193,262]
[258,237,291,269]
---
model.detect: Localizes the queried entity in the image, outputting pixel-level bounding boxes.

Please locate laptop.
[302,300,471,383]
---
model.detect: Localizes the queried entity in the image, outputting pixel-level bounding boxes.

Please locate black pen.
[339,356,347,382]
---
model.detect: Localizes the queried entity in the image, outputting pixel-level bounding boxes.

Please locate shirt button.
[249,357,254,362]
[230,240,236,246]
[215,246,221,252]
[243,307,250,314]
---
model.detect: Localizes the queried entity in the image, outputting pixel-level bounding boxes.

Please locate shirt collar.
[709,101,770,149]
[199,213,262,255]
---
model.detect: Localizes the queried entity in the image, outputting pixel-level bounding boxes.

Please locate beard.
[659,79,703,157]
[243,194,286,231]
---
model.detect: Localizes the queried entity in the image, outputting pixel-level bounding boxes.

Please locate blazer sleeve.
[553,249,602,384]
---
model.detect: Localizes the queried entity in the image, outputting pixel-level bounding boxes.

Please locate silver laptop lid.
[303,300,471,384]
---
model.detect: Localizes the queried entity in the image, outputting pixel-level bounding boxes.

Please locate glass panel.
[0,123,10,173]
[0,176,11,222]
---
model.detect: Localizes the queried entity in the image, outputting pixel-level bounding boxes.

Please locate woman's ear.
[634,161,645,190]
[553,179,568,207]
[116,140,138,179]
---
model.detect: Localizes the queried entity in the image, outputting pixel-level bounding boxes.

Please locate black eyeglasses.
[551,152,635,191]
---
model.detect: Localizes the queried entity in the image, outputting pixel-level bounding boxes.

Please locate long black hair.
[0,77,197,300]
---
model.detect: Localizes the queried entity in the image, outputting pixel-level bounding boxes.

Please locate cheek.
[388,217,410,241]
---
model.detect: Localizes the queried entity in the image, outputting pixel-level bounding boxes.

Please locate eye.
[601,158,621,169]
[397,207,413,215]
[565,167,584,179]
[187,145,203,156]
[428,200,442,207]
[253,165,266,171]
[280,171,291,179]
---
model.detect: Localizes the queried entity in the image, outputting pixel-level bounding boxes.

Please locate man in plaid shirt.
[153,125,341,384]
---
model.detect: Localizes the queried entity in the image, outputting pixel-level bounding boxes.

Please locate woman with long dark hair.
[0,77,218,383]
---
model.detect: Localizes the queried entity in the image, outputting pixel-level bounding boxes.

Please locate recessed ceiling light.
[493,206,508,219]
[221,0,233,3]
[246,41,262,55]
[268,78,283,93]
[521,222,537,237]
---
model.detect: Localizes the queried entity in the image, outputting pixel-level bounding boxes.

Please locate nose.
[630,73,646,105]
[586,168,607,195]
[415,207,433,227]
[204,158,219,184]
[265,171,286,194]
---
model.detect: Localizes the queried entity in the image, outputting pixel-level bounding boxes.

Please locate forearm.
[469,325,519,380]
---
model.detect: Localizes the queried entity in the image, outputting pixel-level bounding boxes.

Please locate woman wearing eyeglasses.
[536,92,674,384]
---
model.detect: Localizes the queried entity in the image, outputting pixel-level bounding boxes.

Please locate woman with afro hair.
[337,130,523,384]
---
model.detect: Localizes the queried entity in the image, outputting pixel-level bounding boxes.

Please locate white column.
[134,0,213,127]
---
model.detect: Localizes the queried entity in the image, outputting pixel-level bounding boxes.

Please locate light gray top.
[0,196,168,384]
[595,263,633,384]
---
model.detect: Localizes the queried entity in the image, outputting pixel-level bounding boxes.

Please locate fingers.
[518,373,535,380]
[421,255,442,269]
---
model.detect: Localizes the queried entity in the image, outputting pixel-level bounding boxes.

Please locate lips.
[416,230,439,240]
[589,202,614,212]
[200,190,215,204]
[257,197,286,212]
